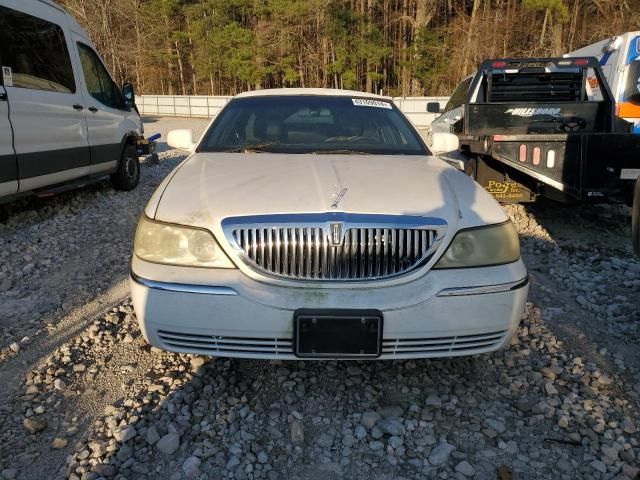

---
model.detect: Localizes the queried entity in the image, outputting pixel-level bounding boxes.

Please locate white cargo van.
[567,32,640,133]
[0,0,145,202]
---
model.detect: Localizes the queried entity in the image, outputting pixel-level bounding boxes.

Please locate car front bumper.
[130,257,529,360]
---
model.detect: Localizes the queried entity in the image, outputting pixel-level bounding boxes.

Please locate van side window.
[624,60,640,105]
[0,6,75,93]
[443,77,472,113]
[77,43,118,109]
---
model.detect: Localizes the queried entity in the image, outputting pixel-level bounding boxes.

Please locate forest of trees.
[57,0,640,96]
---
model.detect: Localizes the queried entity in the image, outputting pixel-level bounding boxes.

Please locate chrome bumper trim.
[130,271,238,296]
[436,276,528,297]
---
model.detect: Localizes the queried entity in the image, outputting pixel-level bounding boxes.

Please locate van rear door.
[0,2,90,192]
[0,84,17,197]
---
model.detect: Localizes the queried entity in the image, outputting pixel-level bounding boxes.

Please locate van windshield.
[199,96,428,155]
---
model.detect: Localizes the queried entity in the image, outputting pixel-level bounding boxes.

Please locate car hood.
[150,152,507,233]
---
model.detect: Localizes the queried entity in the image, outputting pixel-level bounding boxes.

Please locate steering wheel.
[560,117,587,133]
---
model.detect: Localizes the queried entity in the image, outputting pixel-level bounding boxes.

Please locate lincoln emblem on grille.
[330,223,343,246]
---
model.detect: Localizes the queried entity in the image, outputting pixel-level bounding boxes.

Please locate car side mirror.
[122,83,135,109]
[430,132,459,154]
[426,102,441,114]
[167,129,195,151]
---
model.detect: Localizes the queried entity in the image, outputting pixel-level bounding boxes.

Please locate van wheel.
[111,144,140,191]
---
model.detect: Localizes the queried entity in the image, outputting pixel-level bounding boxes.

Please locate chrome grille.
[223,214,446,281]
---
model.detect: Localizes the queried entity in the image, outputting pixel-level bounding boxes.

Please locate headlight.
[433,221,520,269]
[134,216,235,268]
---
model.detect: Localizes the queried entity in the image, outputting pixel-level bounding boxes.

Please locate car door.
[74,38,129,172]
[0,84,17,197]
[0,2,90,192]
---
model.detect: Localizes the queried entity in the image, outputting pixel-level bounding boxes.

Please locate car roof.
[234,88,392,100]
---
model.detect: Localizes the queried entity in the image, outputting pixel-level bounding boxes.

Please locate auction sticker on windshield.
[352,98,392,109]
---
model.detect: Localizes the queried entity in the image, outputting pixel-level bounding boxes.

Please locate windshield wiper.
[222,141,280,153]
[310,149,372,155]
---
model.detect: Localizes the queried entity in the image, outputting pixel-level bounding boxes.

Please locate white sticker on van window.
[352,98,392,109]
[2,66,13,87]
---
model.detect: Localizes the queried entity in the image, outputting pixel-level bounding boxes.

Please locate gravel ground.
[0,117,639,480]
[0,117,209,353]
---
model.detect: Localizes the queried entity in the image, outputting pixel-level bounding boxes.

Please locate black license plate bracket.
[293,309,383,358]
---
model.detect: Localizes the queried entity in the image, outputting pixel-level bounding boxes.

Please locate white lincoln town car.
[130,89,528,360]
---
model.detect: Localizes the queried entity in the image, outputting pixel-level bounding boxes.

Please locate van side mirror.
[427,102,441,114]
[122,83,135,109]
[167,129,195,151]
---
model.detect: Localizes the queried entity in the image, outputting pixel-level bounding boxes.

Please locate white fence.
[138,95,230,118]
[392,96,449,129]
[138,95,450,130]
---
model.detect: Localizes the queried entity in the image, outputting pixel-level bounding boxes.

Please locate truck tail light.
[546,150,556,168]
[519,144,527,162]
[573,58,589,66]
[532,147,541,165]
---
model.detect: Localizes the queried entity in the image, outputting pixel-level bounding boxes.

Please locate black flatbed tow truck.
[438,57,640,254]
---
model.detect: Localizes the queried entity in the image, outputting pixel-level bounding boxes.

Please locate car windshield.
[199,95,429,155]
